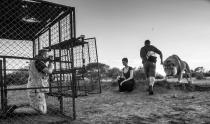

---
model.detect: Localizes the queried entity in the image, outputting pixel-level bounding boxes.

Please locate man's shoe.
[149,91,154,95]
[119,89,123,92]
[148,86,154,95]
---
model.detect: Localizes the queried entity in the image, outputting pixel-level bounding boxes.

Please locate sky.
[47,0,210,75]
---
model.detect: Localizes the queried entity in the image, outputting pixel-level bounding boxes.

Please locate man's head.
[144,40,151,46]
[122,57,128,66]
[38,49,49,59]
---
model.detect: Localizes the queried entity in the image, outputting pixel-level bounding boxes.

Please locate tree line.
[4,62,210,85]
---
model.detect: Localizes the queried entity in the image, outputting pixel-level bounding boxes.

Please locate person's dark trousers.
[118,78,125,92]
[118,78,135,92]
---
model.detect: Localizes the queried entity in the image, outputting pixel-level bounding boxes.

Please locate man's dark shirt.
[34,56,47,74]
[140,45,162,64]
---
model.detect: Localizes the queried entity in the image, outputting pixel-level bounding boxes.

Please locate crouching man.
[27,49,54,114]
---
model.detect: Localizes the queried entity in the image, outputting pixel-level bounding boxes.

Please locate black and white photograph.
[1,0,210,123]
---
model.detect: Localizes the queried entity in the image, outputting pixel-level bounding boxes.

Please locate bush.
[204,72,210,77]
[107,67,121,80]
[195,73,205,80]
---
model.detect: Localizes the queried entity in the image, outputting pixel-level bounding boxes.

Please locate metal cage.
[0,0,101,122]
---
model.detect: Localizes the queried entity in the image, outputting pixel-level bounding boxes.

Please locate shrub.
[204,72,210,77]
[195,73,205,80]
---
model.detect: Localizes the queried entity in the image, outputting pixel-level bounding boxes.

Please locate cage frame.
[0,0,101,121]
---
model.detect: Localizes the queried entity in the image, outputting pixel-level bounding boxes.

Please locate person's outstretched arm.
[159,52,163,64]
[152,46,163,64]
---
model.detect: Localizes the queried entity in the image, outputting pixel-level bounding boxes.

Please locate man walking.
[140,40,163,95]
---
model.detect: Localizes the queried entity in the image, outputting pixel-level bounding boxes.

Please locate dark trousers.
[118,78,135,92]
[143,61,156,78]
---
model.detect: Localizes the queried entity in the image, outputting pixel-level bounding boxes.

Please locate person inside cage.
[27,49,54,114]
[117,58,135,92]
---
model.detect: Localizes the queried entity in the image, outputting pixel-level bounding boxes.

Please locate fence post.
[2,58,7,113]
[94,38,102,93]
[71,7,76,120]
[58,21,64,114]
[0,60,3,111]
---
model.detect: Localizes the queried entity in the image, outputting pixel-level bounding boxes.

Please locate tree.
[85,62,110,79]
[107,67,121,79]
[194,67,204,73]
[204,70,210,77]
[192,66,205,80]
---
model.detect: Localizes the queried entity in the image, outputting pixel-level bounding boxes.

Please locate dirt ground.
[2,78,210,124]
[73,79,210,124]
